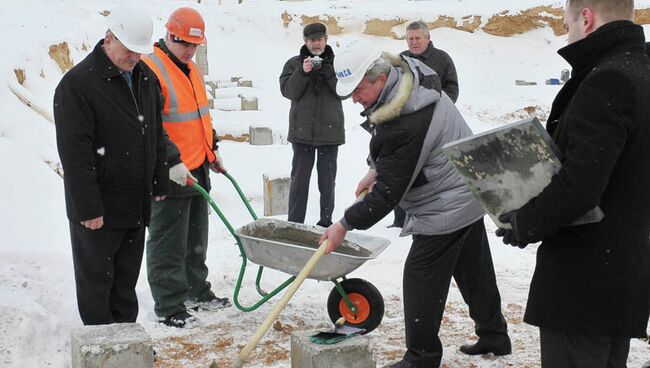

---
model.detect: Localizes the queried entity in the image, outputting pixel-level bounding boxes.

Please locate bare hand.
[154,195,166,202]
[302,57,313,73]
[355,169,377,197]
[81,216,104,230]
[320,222,347,254]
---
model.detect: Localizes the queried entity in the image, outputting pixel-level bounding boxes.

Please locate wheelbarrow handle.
[231,190,368,368]
[232,239,328,368]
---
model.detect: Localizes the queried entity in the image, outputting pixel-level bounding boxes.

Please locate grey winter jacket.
[342,53,483,235]
[279,45,345,145]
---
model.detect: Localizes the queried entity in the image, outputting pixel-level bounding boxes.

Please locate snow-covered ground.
[1,1,649,367]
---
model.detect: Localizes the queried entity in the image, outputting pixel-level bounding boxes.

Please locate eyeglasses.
[170,34,196,46]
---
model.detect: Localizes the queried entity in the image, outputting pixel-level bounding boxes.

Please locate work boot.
[185,296,231,311]
[159,311,198,328]
[459,337,512,356]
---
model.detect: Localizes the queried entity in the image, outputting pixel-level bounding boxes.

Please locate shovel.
[229,190,368,368]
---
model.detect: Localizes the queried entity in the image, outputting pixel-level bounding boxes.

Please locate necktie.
[122,71,133,90]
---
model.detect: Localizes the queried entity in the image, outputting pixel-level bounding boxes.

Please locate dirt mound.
[635,8,650,24]
[283,5,650,38]
[363,18,408,39]
[483,6,565,37]
[14,69,25,85]
[49,42,74,73]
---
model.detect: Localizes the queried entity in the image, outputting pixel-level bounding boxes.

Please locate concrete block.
[195,44,209,76]
[249,126,273,145]
[241,96,258,110]
[205,81,217,98]
[208,98,215,109]
[238,80,253,87]
[230,76,242,83]
[263,174,290,216]
[291,330,376,368]
[71,323,154,368]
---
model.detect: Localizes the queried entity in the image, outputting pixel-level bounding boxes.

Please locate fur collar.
[368,52,414,125]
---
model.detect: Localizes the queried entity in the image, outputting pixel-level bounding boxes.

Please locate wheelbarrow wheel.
[327,278,384,334]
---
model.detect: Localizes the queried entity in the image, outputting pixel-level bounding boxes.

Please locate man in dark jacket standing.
[53,7,169,325]
[322,40,510,368]
[388,20,460,228]
[280,22,345,227]
[496,1,650,366]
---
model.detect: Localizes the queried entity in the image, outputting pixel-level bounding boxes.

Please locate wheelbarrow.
[189,172,390,334]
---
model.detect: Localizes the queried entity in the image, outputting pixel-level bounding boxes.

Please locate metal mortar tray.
[234,218,390,281]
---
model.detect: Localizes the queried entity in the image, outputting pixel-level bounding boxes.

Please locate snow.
[1,0,649,367]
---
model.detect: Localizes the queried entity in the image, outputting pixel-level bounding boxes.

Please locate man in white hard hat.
[54,6,169,325]
[320,40,510,367]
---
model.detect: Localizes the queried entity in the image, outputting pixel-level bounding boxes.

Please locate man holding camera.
[279,22,345,228]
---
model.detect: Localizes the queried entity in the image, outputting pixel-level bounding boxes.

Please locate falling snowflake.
[96,147,105,156]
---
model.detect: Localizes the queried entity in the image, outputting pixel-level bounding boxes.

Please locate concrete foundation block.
[291,330,376,368]
[205,81,217,98]
[249,126,273,145]
[208,98,215,109]
[238,80,253,87]
[71,323,154,368]
[195,44,209,76]
[241,96,258,110]
[263,174,290,216]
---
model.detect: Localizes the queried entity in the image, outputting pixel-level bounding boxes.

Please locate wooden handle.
[231,240,329,368]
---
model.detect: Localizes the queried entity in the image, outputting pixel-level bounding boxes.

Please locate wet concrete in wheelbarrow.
[245,223,372,258]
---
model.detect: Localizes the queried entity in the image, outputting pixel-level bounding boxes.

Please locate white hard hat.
[106,6,154,54]
[334,39,382,96]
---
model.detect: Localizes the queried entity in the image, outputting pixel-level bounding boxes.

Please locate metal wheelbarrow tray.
[235,218,390,281]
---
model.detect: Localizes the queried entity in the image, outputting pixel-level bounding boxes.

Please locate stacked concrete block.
[263,174,290,216]
[238,80,253,87]
[241,96,258,110]
[71,323,153,368]
[249,126,273,145]
[291,330,376,368]
[195,44,209,76]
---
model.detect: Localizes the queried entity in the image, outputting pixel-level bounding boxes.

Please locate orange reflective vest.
[143,46,215,170]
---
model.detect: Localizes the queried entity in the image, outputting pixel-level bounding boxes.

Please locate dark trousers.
[69,222,145,325]
[287,143,338,226]
[540,328,631,368]
[402,218,508,367]
[146,195,213,318]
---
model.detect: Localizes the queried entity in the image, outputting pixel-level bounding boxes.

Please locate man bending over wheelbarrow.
[320,40,511,368]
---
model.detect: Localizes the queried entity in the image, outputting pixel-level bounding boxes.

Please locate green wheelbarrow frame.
[189,172,360,315]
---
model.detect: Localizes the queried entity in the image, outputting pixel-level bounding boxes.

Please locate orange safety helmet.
[165,7,207,45]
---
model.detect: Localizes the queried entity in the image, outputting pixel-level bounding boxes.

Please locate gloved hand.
[169,163,196,186]
[495,211,529,249]
[210,149,226,173]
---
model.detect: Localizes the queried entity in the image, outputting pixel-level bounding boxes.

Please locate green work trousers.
[146,195,215,317]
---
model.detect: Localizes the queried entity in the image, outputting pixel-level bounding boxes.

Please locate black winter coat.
[54,40,169,229]
[280,45,345,145]
[400,42,459,103]
[516,21,650,337]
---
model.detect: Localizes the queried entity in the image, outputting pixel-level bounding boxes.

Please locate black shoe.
[316,220,333,227]
[387,222,404,229]
[459,338,512,356]
[159,311,198,328]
